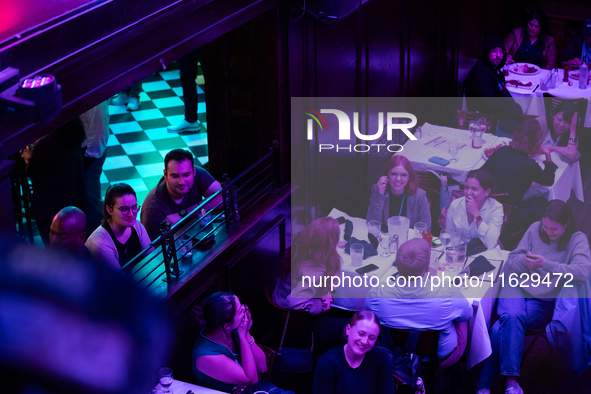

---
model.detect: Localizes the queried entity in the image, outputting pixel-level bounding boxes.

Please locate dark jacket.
[504,27,557,69]
[480,146,557,206]
[562,34,586,63]
[464,36,523,133]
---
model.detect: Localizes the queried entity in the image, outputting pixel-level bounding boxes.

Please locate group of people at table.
[464,8,591,139]
[188,141,589,394]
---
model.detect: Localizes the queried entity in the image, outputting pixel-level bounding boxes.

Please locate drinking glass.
[414,222,428,240]
[445,247,458,267]
[379,231,391,257]
[539,76,548,91]
[440,230,451,248]
[350,243,364,267]
[448,141,459,163]
[367,220,381,238]
[455,242,467,264]
[446,262,461,278]
[159,368,173,394]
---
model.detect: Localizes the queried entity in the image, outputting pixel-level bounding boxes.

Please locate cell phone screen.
[355,264,379,275]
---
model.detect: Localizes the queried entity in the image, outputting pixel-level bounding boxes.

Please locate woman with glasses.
[86,183,150,269]
[366,155,431,230]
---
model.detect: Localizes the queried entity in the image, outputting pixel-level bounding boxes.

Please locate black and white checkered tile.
[102,63,208,206]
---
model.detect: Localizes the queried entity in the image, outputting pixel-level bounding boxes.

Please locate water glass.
[367,220,381,238]
[414,222,428,240]
[445,247,458,266]
[379,231,391,257]
[440,230,451,248]
[446,262,461,277]
[159,367,173,394]
[455,242,467,264]
[350,243,364,267]
[448,141,459,163]
[539,76,548,91]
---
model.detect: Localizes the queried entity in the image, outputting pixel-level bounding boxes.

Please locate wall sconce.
[0,67,62,123]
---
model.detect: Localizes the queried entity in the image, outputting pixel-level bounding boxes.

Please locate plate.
[506,79,534,90]
[569,70,591,81]
[510,63,541,76]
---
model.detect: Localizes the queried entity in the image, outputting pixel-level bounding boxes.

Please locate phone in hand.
[355,264,379,276]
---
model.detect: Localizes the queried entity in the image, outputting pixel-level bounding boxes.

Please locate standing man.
[80,100,110,236]
[167,47,205,133]
[464,36,523,137]
[141,149,222,240]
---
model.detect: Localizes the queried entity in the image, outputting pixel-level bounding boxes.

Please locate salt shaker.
[389,234,399,254]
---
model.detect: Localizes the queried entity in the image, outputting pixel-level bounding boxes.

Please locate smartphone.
[432,239,441,247]
[428,156,450,166]
[355,264,379,276]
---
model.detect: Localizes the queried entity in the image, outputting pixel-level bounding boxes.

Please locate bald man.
[49,206,92,258]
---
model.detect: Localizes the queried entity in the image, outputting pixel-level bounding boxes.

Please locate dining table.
[328,207,508,369]
[155,379,226,394]
[404,122,584,203]
[506,66,591,127]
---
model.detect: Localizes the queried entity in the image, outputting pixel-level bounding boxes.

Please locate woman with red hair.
[366,155,431,229]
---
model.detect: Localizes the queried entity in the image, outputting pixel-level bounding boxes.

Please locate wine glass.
[448,141,459,163]
[159,367,174,394]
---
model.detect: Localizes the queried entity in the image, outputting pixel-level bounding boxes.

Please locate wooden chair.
[542,93,588,129]
[456,110,498,133]
[389,328,441,392]
[263,288,314,381]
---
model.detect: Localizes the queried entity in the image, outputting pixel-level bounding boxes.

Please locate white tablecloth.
[328,208,508,369]
[156,379,226,394]
[406,123,584,203]
[506,68,591,127]
[403,123,506,182]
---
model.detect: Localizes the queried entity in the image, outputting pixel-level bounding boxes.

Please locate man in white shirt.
[366,238,472,368]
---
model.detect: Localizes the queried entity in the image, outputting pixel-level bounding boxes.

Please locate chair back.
[542,93,588,129]
[264,288,312,339]
[456,110,498,133]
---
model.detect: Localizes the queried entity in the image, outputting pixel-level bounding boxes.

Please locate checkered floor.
[24,62,208,246]
[101,62,208,207]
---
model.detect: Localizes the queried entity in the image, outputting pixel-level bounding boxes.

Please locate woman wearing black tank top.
[86,183,151,269]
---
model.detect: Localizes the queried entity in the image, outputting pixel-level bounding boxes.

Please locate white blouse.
[445,197,504,249]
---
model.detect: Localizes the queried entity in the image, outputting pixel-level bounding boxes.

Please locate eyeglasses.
[110,204,141,214]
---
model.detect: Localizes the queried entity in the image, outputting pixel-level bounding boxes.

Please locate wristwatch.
[569,137,578,143]
[475,215,482,223]
[179,208,188,218]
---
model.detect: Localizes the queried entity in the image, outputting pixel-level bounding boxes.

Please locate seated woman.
[86,183,150,269]
[192,292,292,394]
[313,311,394,394]
[504,9,557,69]
[536,101,581,163]
[367,155,431,229]
[476,200,591,394]
[273,217,349,350]
[480,120,557,247]
[446,169,504,250]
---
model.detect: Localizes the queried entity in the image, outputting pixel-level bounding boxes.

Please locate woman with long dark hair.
[313,311,394,394]
[476,200,591,394]
[536,101,581,163]
[192,292,293,394]
[504,9,557,69]
[86,183,150,269]
[366,155,431,229]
